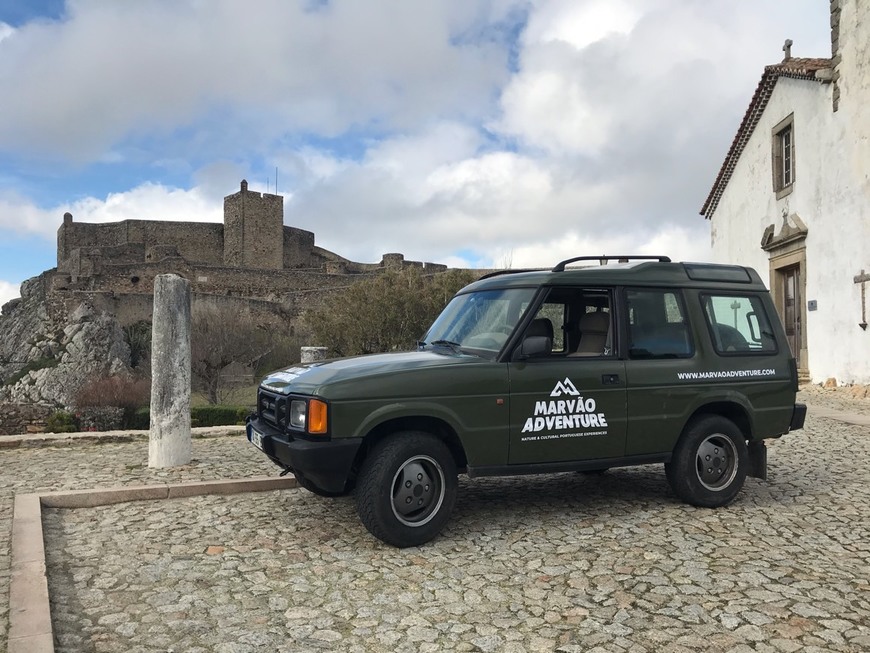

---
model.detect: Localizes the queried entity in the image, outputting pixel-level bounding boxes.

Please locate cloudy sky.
[0,0,831,306]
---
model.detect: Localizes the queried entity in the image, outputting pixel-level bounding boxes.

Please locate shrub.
[123,321,152,370]
[190,405,251,427]
[128,407,150,430]
[74,375,151,429]
[46,410,78,433]
[76,406,124,432]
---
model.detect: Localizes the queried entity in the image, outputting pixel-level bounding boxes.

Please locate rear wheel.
[356,432,458,547]
[665,415,748,507]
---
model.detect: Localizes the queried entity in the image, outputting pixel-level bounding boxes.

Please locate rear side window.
[702,294,777,354]
[626,289,693,359]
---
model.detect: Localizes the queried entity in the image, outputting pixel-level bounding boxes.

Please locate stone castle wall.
[35,180,461,344]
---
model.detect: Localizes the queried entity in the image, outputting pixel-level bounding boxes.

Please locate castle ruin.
[41,179,449,328]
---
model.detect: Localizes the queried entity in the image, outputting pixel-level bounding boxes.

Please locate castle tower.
[223,180,284,270]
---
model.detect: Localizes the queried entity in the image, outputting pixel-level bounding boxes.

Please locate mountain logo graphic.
[550,377,580,397]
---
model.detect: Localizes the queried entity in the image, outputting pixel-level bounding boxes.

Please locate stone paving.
[3,391,870,652]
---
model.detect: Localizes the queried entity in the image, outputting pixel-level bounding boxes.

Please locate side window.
[626,289,693,359]
[525,288,613,357]
[703,294,777,354]
[530,302,566,353]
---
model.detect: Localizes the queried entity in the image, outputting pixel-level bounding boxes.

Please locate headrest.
[579,311,609,334]
[527,318,554,340]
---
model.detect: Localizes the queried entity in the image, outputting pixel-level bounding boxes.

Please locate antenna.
[275,167,278,195]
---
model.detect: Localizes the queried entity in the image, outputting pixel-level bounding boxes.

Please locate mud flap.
[747,441,767,480]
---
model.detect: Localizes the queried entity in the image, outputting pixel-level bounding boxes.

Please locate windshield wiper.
[430,339,463,349]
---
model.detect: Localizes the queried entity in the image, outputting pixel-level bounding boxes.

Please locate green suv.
[247,256,806,547]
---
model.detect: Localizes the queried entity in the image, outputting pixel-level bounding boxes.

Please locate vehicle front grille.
[258,389,288,430]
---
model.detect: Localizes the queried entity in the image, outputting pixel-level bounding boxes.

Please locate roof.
[464,260,767,292]
[700,57,833,219]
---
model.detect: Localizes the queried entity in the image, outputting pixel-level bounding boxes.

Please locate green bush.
[129,407,150,430]
[46,410,78,433]
[124,405,252,429]
[190,405,251,427]
[74,375,150,429]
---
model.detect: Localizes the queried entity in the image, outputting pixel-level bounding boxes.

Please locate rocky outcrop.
[0,277,132,409]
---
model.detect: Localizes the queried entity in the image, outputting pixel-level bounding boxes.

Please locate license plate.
[250,427,265,451]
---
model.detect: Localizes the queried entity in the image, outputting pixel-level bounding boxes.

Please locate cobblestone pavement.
[3,390,870,653]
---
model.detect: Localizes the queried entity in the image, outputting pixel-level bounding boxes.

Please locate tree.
[190,306,278,404]
[304,267,479,357]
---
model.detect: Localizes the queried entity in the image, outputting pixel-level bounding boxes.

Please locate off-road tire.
[665,415,748,508]
[356,431,458,548]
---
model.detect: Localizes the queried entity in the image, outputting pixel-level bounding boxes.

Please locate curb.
[0,425,245,449]
[8,475,298,653]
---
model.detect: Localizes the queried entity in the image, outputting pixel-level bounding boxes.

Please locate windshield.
[422,287,537,358]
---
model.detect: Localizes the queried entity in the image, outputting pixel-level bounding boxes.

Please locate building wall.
[710,0,870,384]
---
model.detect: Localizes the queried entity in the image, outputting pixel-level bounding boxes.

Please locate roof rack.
[478,268,548,280]
[552,255,671,272]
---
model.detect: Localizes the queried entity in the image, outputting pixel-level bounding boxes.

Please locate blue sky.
[0,0,832,306]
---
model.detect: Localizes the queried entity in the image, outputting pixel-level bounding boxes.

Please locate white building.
[701,0,869,385]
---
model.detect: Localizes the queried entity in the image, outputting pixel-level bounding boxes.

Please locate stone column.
[300,346,328,364]
[149,274,192,468]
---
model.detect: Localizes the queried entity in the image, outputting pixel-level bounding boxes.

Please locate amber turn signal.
[308,399,328,434]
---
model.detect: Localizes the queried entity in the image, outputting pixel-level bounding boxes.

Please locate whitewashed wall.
[711,0,869,384]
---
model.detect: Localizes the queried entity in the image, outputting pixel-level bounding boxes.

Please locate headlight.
[288,398,328,435]
[289,400,307,429]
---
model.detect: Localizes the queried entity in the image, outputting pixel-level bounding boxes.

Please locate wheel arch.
[685,401,752,440]
[350,416,468,479]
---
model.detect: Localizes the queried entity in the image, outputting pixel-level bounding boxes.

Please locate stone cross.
[855,269,870,331]
[783,38,793,61]
[149,274,192,467]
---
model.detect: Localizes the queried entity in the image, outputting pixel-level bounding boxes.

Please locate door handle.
[602,374,620,385]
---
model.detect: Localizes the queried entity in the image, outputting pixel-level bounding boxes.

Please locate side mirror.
[514,336,552,360]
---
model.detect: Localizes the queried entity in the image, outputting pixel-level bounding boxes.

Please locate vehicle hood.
[260,349,487,396]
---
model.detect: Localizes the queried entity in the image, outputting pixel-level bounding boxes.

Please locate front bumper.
[246,417,362,494]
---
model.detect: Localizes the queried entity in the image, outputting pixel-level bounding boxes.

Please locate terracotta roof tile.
[700,57,833,219]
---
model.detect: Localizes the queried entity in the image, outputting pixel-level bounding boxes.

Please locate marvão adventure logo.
[520,377,609,438]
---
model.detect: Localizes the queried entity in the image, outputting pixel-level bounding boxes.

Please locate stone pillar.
[149,274,192,468]
[301,347,328,364]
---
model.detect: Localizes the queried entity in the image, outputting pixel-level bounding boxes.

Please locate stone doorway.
[761,212,809,382]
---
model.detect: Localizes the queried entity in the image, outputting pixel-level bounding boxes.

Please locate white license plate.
[250,428,265,451]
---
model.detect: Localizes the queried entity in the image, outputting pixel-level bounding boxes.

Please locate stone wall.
[0,403,53,435]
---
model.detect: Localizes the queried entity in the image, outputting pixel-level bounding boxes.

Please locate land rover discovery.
[247,256,806,547]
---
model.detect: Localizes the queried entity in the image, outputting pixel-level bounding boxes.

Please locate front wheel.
[356,432,458,547]
[665,415,748,508]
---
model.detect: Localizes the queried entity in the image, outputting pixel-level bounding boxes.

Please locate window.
[626,289,693,359]
[702,294,777,355]
[526,288,613,357]
[772,114,795,198]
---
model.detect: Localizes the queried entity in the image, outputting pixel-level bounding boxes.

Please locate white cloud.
[0,184,222,240]
[0,280,21,308]
[0,22,13,44]
[0,0,515,161]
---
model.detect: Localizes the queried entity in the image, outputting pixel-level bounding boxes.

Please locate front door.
[782,266,801,366]
[507,286,627,465]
